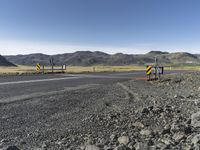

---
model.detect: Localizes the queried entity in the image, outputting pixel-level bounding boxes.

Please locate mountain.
[0,55,16,66]
[53,51,110,66]
[4,51,200,66]
[146,51,169,56]
[158,52,200,64]
[5,53,50,66]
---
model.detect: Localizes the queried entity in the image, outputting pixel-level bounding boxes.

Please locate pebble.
[1,139,8,143]
[117,136,129,145]
[135,142,149,150]
[191,111,200,128]
[114,145,131,150]
[132,121,144,129]
[141,108,150,114]
[85,145,100,150]
[140,129,152,136]
[172,132,185,143]
[191,134,200,145]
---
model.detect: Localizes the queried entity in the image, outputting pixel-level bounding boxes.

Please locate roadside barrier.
[146,65,164,81]
[36,64,67,74]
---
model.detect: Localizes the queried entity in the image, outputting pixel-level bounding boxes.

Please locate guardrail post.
[61,65,63,72]
[154,66,157,80]
[93,66,95,72]
[65,64,67,70]
[52,65,54,73]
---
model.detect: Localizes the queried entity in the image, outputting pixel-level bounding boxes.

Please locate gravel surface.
[1,72,200,149]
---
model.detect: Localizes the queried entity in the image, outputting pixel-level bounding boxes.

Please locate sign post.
[50,57,54,73]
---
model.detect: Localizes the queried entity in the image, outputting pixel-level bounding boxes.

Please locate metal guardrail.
[36,64,67,74]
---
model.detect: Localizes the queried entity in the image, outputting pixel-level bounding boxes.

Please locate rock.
[140,129,152,136]
[148,146,157,150]
[104,145,114,150]
[191,111,200,128]
[186,118,191,125]
[141,108,150,114]
[6,146,20,150]
[172,132,185,143]
[155,142,168,149]
[1,139,8,143]
[20,140,26,145]
[41,143,47,149]
[191,134,200,145]
[170,122,180,133]
[110,134,117,141]
[174,94,184,99]
[85,145,100,150]
[135,142,149,150]
[132,121,144,129]
[194,145,200,150]
[127,141,136,149]
[160,138,174,146]
[148,106,154,111]
[184,125,193,134]
[114,145,131,150]
[161,126,171,135]
[117,136,129,145]
[56,140,65,145]
[174,94,178,98]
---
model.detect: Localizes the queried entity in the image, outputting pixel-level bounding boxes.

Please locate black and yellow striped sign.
[146,65,152,75]
[36,63,41,71]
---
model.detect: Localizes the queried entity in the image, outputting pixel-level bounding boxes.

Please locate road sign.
[36,63,41,72]
[146,65,152,75]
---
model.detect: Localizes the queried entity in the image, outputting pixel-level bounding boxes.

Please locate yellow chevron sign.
[36,63,41,71]
[146,65,152,75]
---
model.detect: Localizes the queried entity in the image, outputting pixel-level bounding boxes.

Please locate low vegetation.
[0,64,199,75]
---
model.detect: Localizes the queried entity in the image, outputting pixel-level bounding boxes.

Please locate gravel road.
[1,72,200,150]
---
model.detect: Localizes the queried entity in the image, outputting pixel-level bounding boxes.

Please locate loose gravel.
[1,72,200,149]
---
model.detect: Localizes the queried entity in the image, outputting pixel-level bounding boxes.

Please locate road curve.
[0,70,187,103]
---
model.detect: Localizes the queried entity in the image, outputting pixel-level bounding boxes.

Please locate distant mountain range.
[0,55,16,66]
[3,51,200,66]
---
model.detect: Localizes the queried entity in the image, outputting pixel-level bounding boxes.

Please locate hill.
[146,51,169,56]
[0,55,16,66]
[164,52,199,64]
[4,51,200,66]
[5,53,50,66]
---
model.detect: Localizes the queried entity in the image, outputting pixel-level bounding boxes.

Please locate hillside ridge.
[0,55,16,66]
[4,51,200,66]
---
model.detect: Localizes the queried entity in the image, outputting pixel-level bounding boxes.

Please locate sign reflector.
[36,63,41,72]
[146,65,152,75]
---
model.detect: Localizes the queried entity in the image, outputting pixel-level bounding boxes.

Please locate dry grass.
[66,65,145,73]
[0,65,145,75]
[0,65,199,75]
[164,65,200,71]
[0,65,36,74]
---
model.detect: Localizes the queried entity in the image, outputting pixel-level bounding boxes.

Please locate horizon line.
[2,50,199,56]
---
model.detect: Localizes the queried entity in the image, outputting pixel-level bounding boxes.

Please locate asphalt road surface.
[0,70,186,104]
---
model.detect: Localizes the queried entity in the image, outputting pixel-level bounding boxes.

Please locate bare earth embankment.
[1,72,200,149]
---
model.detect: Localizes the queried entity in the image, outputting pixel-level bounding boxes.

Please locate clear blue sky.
[0,0,200,55]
